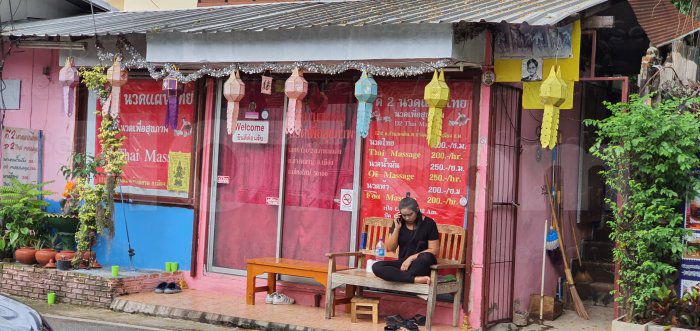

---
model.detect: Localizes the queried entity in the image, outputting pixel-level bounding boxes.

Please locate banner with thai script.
[682,190,700,294]
[91,79,195,199]
[361,80,473,227]
[1,127,42,186]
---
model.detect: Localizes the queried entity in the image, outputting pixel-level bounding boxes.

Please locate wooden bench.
[325,217,466,331]
[246,257,352,310]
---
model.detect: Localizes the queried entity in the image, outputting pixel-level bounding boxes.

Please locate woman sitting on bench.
[372,193,439,284]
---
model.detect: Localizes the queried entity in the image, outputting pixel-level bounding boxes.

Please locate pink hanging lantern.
[162,73,184,130]
[284,68,308,135]
[223,70,245,135]
[59,57,79,117]
[105,57,128,118]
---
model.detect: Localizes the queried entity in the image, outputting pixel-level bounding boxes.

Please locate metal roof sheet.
[627,0,700,47]
[2,0,608,37]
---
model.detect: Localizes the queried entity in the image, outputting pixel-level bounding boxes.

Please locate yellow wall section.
[494,20,580,110]
[494,20,581,83]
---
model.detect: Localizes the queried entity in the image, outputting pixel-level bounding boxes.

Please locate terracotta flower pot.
[55,250,76,262]
[35,249,57,266]
[14,247,37,265]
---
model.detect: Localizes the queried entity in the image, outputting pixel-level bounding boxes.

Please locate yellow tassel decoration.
[424,70,450,148]
[539,66,567,149]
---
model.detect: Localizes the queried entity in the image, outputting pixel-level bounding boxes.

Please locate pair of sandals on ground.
[384,314,425,331]
[154,282,182,294]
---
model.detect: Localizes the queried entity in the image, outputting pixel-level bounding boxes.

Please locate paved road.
[45,314,166,331]
[44,314,239,331]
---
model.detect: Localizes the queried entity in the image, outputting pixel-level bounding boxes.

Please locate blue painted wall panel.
[92,203,193,271]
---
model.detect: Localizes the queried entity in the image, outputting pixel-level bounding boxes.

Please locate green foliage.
[73,112,126,265]
[646,286,700,328]
[585,95,700,322]
[60,153,104,181]
[78,66,109,99]
[672,0,693,14]
[0,179,52,251]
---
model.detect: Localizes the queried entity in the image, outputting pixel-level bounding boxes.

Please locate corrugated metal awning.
[2,0,608,37]
[628,0,700,47]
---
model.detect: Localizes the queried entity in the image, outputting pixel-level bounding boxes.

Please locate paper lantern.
[105,57,128,118]
[354,71,378,138]
[59,57,79,117]
[539,66,567,149]
[162,73,184,130]
[223,70,245,135]
[424,70,450,148]
[284,68,308,135]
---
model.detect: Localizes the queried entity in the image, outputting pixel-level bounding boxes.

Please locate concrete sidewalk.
[110,289,613,331]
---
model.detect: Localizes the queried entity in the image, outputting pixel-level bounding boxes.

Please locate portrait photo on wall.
[521,58,543,81]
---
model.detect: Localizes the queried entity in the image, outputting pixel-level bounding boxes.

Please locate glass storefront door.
[208,78,358,273]
[281,81,357,264]
[209,79,285,272]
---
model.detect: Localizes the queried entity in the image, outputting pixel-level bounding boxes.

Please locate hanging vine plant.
[72,65,127,267]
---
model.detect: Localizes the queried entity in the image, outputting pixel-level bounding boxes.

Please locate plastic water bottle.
[375,238,385,261]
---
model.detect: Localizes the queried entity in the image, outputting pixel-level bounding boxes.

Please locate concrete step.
[574,282,614,307]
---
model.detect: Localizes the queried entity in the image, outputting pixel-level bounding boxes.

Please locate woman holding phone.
[372,193,440,284]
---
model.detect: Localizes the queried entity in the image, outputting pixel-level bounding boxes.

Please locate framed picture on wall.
[521,58,543,82]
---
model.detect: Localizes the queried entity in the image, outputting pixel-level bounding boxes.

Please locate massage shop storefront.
[206,74,477,274]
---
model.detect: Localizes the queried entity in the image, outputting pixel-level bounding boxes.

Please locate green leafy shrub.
[0,179,52,251]
[586,95,700,322]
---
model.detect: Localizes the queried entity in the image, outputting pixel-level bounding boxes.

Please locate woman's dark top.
[389,215,439,260]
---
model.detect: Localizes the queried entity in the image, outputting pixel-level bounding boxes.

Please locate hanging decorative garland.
[59,57,79,117]
[284,68,308,135]
[354,71,378,138]
[424,70,450,148]
[95,38,452,83]
[223,70,245,135]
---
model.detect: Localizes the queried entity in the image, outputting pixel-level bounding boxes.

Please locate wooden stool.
[350,297,379,324]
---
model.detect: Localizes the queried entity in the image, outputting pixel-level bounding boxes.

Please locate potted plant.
[35,234,58,267]
[587,95,700,328]
[0,179,52,265]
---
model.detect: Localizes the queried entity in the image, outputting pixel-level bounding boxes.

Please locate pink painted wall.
[1,47,73,197]
[512,86,582,312]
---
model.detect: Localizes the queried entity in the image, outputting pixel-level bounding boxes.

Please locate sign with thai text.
[361,81,473,226]
[1,127,42,186]
[92,79,195,199]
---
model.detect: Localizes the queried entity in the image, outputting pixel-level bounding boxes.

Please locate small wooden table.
[246,257,353,312]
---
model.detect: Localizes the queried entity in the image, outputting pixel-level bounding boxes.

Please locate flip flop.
[384,314,405,325]
[409,314,426,326]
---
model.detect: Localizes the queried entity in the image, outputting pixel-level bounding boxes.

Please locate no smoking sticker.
[340,189,353,212]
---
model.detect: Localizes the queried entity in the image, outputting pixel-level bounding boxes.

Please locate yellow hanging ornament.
[424,70,450,148]
[539,66,567,149]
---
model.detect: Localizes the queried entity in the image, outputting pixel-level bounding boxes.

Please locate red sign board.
[94,79,195,198]
[361,80,473,226]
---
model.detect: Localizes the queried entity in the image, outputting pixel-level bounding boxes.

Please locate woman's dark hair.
[526,58,538,68]
[398,192,420,214]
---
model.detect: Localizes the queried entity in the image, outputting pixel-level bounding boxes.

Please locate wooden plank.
[247,257,348,273]
[443,233,454,260]
[331,269,430,294]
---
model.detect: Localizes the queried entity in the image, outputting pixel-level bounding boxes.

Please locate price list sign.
[1,127,42,186]
[361,81,473,226]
